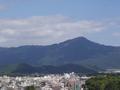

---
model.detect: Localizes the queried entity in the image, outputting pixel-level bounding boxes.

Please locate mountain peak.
[60,36,91,46]
[74,36,87,40]
[0,36,119,70]
[71,36,89,41]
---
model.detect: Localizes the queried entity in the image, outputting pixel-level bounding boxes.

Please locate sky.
[0,0,120,47]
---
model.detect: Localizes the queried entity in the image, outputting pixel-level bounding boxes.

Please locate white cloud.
[0,15,118,47]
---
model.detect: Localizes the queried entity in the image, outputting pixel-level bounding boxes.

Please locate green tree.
[86,75,120,90]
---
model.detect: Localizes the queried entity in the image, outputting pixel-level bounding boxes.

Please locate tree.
[86,75,120,90]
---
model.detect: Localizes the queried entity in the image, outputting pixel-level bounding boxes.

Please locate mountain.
[0,63,97,74]
[0,36,120,71]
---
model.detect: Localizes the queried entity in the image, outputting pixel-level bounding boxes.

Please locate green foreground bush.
[86,75,120,90]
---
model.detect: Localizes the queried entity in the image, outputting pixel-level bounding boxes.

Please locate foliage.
[86,75,120,90]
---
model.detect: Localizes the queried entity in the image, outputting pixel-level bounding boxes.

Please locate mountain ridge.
[0,63,97,74]
[0,37,120,70]
[0,36,117,48]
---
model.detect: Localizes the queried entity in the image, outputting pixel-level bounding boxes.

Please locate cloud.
[0,15,118,47]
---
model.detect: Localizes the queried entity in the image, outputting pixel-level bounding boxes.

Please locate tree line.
[86,75,120,90]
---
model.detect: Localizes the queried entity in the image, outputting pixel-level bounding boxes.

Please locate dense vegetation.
[86,75,120,90]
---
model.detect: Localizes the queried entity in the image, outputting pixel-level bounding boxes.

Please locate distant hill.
[0,36,120,73]
[0,63,97,74]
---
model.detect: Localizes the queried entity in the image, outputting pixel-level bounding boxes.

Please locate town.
[0,73,90,90]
